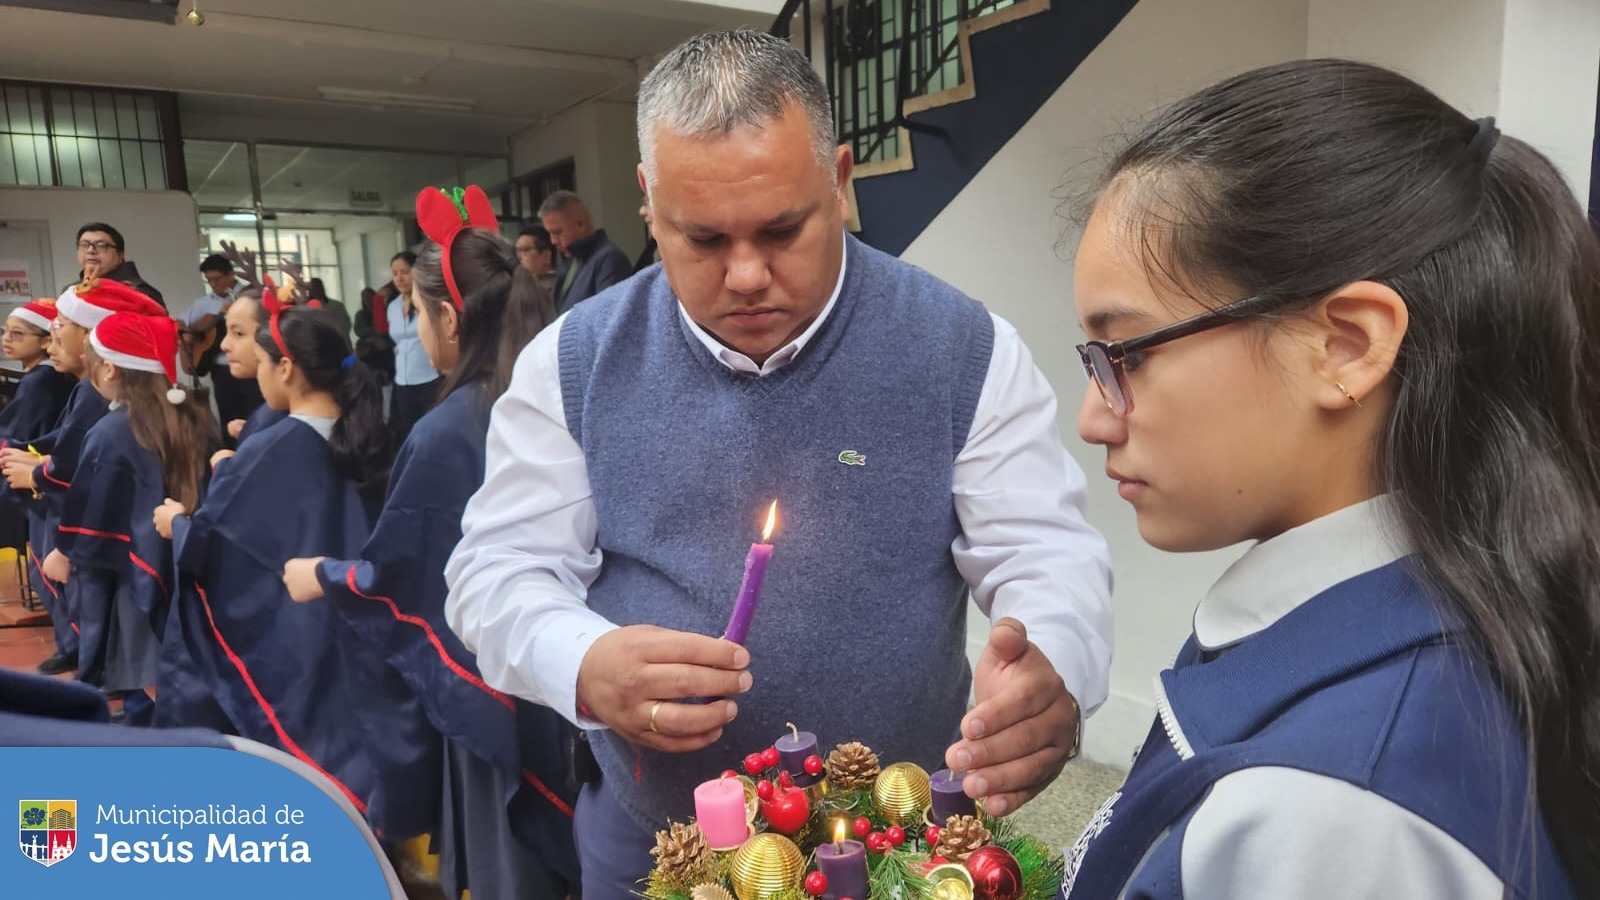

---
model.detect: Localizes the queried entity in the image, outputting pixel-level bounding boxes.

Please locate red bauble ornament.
[964,846,1024,900]
[756,780,775,801]
[743,753,765,776]
[804,871,828,896]
[758,783,811,835]
[866,832,888,853]
[760,746,781,769]
[885,825,905,846]
[852,816,872,838]
[804,754,824,776]
[925,824,942,847]
[720,769,739,780]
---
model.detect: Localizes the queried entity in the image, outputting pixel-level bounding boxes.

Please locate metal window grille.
[0,80,184,191]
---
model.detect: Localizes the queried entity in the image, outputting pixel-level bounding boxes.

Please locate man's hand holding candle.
[576,625,752,753]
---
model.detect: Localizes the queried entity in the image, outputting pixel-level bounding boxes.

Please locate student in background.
[215,287,285,449]
[43,311,212,728]
[6,282,164,676]
[156,306,436,838]
[0,299,75,444]
[385,252,439,445]
[286,187,575,899]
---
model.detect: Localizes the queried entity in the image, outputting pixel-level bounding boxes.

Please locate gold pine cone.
[651,821,713,885]
[934,814,992,863]
[825,741,881,791]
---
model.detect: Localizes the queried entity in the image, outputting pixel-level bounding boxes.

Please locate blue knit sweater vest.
[559,234,995,830]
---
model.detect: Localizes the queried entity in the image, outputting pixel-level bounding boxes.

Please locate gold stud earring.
[1335,381,1363,409]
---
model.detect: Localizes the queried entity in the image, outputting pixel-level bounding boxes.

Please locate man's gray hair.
[537,190,585,218]
[637,29,836,183]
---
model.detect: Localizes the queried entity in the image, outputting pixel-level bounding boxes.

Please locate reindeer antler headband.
[415,185,499,311]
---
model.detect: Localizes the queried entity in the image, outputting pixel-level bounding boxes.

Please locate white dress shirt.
[1153,497,1502,899]
[445,235,1114,731]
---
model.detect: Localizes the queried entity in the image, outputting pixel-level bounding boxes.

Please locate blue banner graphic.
[1,747,390,896]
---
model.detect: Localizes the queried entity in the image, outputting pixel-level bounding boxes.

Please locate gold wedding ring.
[648,700,664,734]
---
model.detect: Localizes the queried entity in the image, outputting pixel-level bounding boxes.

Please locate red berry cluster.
[853,818,906,854]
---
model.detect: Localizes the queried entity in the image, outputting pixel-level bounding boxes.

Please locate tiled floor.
[0,567,56,675]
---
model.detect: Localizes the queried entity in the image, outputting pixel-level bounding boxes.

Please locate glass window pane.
[0,137,14,186]
[135,95,160,141]
[143,142,166,189]
[121,141,145,189]
[50,90,75,136]
[12,135,41,186]
[77,137,102,188]
[54,136,82,187]
[184,140,252,208]
[6,87,35,134]
[73,91,97,138]
[100,139,125,188]
[93,92,119,138]
[115,95,140,140]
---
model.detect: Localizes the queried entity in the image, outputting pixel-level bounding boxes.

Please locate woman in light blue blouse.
[386,250,440,445]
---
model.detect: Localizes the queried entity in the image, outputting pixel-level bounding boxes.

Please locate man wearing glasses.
[71,222,166,310]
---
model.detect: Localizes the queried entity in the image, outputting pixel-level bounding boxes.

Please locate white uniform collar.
[675,229,849,377]
[1193,495,1409,651]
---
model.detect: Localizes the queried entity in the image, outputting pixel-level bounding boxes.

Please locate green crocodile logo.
[838,450,866,467]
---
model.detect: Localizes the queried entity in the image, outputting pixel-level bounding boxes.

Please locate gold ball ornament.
[871,761,932,825]
[928,863,977,900]
[728,832,804,900]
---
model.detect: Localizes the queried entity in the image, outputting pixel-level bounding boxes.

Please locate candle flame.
[833,818,846,844]
[762,500,778,542]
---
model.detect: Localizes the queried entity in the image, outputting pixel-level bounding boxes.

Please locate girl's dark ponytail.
[256,307,392,501]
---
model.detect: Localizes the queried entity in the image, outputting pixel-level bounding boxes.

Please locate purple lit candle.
[930,768,977,823]
[694,775,750,850]
[814,819,868,900]
[723,501,777,645]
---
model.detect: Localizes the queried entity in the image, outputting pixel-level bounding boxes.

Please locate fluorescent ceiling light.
[317,87,477,113]
[221,212,257,222]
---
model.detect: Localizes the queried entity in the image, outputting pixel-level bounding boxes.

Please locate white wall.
[0,186,201,303]
[1306,0,1506,117]
[904,0,1309,765]
[1496,0,1600,199]
[510,99,648,263]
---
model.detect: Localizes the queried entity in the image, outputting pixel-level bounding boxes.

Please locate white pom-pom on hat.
[166,386,186,405]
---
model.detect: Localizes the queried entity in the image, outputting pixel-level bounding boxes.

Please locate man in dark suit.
[540,191,632,313]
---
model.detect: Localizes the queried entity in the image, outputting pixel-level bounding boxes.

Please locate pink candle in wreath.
[693,775,750,850]
[723,501,778,645]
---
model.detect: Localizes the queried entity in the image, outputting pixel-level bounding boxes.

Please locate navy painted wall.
[852,0,1139,256]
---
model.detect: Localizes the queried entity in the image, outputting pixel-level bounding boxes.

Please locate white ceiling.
[1,0,782,154]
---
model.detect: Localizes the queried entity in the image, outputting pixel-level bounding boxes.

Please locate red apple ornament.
[758,781,811,835]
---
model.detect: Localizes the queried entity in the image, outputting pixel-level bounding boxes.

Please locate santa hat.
[11,298,58,333]
[89,312,186,405]
[56,279,165,330]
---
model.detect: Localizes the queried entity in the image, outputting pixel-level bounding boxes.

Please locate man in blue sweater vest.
[446,30,1113,896]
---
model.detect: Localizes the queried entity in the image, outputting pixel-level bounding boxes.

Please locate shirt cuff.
[529,611,618,731]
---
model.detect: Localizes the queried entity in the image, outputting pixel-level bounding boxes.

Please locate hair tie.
[415,185,500,312]
[1467,116,1500,168]
[341,353,356,371]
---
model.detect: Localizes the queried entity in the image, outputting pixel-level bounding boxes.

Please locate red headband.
[416,185,499,311]
[260,277,322,362]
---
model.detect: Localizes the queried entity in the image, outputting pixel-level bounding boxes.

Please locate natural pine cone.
[651,821,713,885]
[934,814,992,862]
[825,741,881,790]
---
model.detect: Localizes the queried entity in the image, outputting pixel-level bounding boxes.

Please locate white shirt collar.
[1193,495,1409,651]
[290,413,337,441]
[675,229,849,377]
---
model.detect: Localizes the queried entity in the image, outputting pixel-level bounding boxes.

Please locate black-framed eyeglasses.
[76,240,116,253]
[1076,294,1280,417]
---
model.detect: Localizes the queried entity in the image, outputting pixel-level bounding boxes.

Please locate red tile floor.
[0,557,56,674]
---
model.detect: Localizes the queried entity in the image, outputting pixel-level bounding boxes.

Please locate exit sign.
[349,188,383,207]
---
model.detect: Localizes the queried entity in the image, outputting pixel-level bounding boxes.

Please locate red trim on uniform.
[521,769,575,818]
[127,552,164,590]
[70,622,78,634]
[38,463,69,490]
[59,525,129,542]
[28,545,60,601]
[342,565,514,711]
[193,584,369,815]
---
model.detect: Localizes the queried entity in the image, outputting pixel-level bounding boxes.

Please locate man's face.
[76,231,123,275]
[541,210,577,258]
[204,269,237,297]
[642,102,851,365]
[516,235,554,275]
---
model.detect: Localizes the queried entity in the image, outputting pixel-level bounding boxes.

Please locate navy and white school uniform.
[55,406,177,693]
[235,403,287,448]
[4,370,86,655]
[315,383,579,898]
[1060,498,1575,899]
[12,374,100,656]
[0,361,76,445]
[159,414,439,838]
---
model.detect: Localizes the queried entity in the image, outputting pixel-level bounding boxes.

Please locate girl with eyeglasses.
[1062,60,1596,899]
